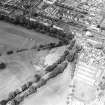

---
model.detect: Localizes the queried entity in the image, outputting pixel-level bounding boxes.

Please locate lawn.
[0,21,59,53]
[0,20,59,101]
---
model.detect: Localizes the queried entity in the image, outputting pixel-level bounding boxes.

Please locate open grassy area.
[0,21,59,54]
[0,20,59,101]
[21,64,73,105]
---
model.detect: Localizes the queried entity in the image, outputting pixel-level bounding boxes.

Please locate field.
[21,64,73,105]
[0,21,59,54]
[0,21,73,105]
[0,21,59,101]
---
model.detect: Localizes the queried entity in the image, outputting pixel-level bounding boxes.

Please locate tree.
[64,50,69,56]
[45,62,57,72]
[14,89,21,95]
[28,86,37,94]
[8,91,16,100]
[21,84,28,91]
[49,62,68,79]
[23,91,29,97]
[8,14,17,24]
[26,81,33,87]
[67,40,76,50]
[0,100,7,105]
[37,79,47,88]
[0,13,3,20]
[7,100,16,105]
[57,54,66,64]
[18,15,25,26]
[66,53,75,62]
[34,74,41,82]
[0,62,6,70]
[15,95,24,105]
[6,50,14,55]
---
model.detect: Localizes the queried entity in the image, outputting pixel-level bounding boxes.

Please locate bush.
[0,100,7,105]
[66,52,78,62]
[67,40,76,50]
[21,84,28,91]
[0,62,6,70]
[49,62,68,78]
[57,55,65,64]
[15,95,24,104]
[6,50,14,55]
[14,89,21,95]
[64,50,69,56]
[26,81,33,87]
[23,91,29,97]
[7,100,16,105]
[28,86,37,94]
[8,91,16,100]
[34,74,41,82]
[45,62,57,72]
[37,79,47,88]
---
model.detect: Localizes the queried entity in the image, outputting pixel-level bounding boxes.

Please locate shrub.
[21,84,28,91]
[8,91,16,100]
[26,81,33,87]
[0,100,7,105]
[34,74,41,82]
[45,62,57,72]
[0,62,6,70]
[28,86,37,94]
[14,89,21,95]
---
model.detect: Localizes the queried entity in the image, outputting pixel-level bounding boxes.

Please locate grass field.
[21,64,73,105]
[0,20,59,101]
[0,21,59,54]
[0,21,73,105]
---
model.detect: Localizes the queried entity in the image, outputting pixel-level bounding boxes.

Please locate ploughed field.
[0,21,59,101]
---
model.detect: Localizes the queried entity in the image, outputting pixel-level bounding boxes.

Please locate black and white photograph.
[0,0,105,105]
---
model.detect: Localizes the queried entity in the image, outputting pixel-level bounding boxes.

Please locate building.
[43,0,57,4]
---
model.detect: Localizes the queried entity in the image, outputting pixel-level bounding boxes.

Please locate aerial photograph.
[0,0,105,105]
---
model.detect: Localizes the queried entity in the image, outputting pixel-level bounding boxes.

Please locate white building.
[43,0,57,4]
